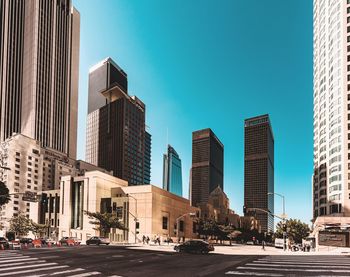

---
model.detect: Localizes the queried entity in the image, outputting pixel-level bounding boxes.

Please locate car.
[20,238,33,244]
[174,240,214,254]
[59,237,81,246]
[86,236,110,245]
[9,239,21,250]
[246,241,254,245]
[46,238,57,246]
[0,237,9,250]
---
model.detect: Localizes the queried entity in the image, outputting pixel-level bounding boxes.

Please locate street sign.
[22,191,37,202]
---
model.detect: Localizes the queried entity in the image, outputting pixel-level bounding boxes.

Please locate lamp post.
[126,194,138,244]
[268,192,287,251]
[176,212,196,243]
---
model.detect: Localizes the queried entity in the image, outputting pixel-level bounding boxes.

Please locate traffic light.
[41,193,48,213]
[243,205,247,214]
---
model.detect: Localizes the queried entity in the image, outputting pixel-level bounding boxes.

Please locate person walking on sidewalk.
[262,240,266,251]
[142,235,146,244]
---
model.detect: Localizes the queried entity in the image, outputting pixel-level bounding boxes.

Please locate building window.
[162,217,168,230]
[179,220,184,232]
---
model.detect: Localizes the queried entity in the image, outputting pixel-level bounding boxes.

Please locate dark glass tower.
[244,114,274,233]
[86,57,151,185]
[191,128,223,206]
[163,145,183,197]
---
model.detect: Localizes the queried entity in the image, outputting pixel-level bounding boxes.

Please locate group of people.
[142,235,150,245]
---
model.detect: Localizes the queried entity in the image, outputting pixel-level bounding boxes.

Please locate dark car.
[174,240,214,254]
[20,238,33,244]
[86,236,110,246]
[0,237,9,249]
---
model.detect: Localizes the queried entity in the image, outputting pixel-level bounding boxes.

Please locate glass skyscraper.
[163,145,183,197]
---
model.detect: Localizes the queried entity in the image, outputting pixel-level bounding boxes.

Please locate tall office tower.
[244,114,274,233]
[86,57,150,185]
[191,128,224,207]
[312,0,350,220]
[144,131,151,184]
[0,0,80,158]
[163,144,183,197]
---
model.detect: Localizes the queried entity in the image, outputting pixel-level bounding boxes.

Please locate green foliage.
[197,218,236,242]
[9,213,31,238]
[30,220,48,238]
[0,181,10,206]
[275,218,310,243]
[84,210,127,236]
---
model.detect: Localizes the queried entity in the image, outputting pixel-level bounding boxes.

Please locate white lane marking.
[69,272,101,277]
[108,275,124,277]
[0,260,45,268]
[0,258,38,264]
[0,265,69,276]
[246,263,350,269]
[225,271,283,276]
[0,262,58,272]
[49,268,85,275]
[253,260,350,266]
[237,266,350,273]
[0,256,30,261]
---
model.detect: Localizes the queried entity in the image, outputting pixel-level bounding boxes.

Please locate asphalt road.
[1,246,350,276]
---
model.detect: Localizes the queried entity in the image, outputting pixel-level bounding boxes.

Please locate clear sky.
[73,0,313,225]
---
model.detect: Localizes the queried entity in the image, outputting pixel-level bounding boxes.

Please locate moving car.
[86,236,110,245]
[0,237,9,249]
[174,240,214,254]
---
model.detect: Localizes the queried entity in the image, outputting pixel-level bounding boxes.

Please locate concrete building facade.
[312,0,350,219]
[59,171,199,243]
[0,0,80,158]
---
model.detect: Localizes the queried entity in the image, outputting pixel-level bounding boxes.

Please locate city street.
[1,245,350,276]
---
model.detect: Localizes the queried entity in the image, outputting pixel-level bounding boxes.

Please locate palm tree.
[84,211,127,237]
[0,181,10,206]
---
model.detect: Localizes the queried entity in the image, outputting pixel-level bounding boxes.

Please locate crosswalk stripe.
[0,256,30,261]
[237,266,350,273]
[69,272,101,277]
[49,268,85,275]
[0,265,69,276]
[0,260,45,268]
[246,262,350,269]
[225,271,283,276]
[0,262,58,272]
[0,258,38,264]
[253,260,350,266]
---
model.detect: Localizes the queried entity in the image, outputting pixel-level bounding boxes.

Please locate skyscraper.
[244,114,274,233]
[86,57,151,185]
[163,144,183,197]
[191,128,223,207]
[312,0,350,219]
[0,0,80,158]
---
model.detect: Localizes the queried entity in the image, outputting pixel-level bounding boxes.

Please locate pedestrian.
[142,235,146,244]
[157,235,161,245]
[262,240,265,251]
[146,236,150,244]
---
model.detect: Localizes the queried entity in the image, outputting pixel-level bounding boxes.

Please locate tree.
[9,213,31,238]
[197,218,220,239]
[84,211,127,237]
[30,220,48,238]
[0,181,10,206]
[275,218,310,243]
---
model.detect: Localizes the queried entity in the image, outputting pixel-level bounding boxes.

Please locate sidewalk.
[124,242,350,255]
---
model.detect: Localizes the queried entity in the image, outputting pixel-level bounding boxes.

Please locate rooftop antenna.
[166,127,169,151]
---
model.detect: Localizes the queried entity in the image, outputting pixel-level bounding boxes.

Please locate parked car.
[86,236,110,245]
[46,238,57,245]
[0,237,9,249]
[59,237,81,246]
[246,241,254,245]
[174,240,214,254]
[9,239,21,250]
[19,238,33,244]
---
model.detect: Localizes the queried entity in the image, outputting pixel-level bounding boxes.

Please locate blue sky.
[73,0,313,224]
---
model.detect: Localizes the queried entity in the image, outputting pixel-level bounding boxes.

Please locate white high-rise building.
[313,0,350,219]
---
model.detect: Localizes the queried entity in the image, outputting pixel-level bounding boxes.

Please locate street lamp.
[176,212,196,243]
[126,194,138,243]
[268,192,287,251]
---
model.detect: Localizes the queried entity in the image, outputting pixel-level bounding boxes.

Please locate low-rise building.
[59,170,199,243]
